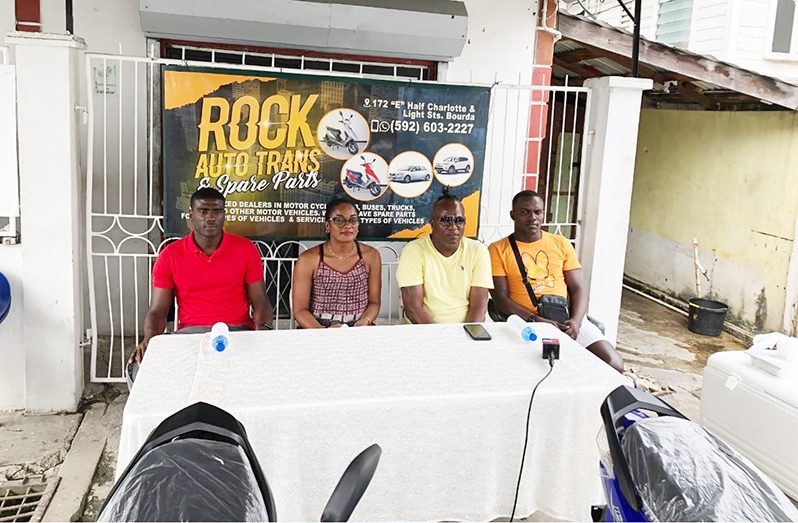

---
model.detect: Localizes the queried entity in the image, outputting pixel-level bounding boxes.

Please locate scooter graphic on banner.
[324,111,364,156]
[343,156,382,197]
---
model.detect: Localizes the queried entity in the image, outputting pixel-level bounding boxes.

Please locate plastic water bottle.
[210,322,229,352]
[507,314,538,342]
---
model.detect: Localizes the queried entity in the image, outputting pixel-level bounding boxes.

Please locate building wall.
[685,0,798,83]
[40,0,148,54]
[0,0,14,36]
[444,0,537,242]
[721,0,798,83]
[687,0,729,57]
[582,0,659,40]
[626,109,798,333]
[582,0,798,83]
[444,0,536,84]
[0,0,541,406]
[732,0,770,62]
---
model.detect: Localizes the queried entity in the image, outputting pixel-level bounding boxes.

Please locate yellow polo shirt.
[396,235,494,324]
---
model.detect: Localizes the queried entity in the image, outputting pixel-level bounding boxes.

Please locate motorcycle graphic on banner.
[162,66,490,240]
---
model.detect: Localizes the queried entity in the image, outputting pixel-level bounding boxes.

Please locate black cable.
[510,355,556,522]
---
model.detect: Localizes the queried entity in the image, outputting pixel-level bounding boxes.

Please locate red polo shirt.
[152,232,264,329]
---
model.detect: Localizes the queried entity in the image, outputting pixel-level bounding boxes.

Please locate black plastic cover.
[97,439,269,522]
[622,416,798,522]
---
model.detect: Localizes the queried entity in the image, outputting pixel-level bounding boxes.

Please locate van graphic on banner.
[162,66,490,240]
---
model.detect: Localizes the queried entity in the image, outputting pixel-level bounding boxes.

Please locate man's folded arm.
[246,280,274,329]
[562,268,587,338]
[465,286,489,323]
[131,286,174,363]
[400,285,435,324]
[490,276,534,319]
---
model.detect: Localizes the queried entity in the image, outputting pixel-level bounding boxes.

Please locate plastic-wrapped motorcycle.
[97,402,380,522]
[593,385,798,522]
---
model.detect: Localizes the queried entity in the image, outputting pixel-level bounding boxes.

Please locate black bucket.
[687,298,728,336]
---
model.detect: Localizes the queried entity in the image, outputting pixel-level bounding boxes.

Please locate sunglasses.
[437,215,466,227]
[330,216,360,227]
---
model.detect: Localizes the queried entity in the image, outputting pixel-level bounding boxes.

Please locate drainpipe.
[782,212,798,336]
[539,0,563,43]
[692,238,710,297]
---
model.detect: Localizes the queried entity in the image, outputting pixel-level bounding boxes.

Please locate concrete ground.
[616,288,748,421]
[0,412,81,484]
[0,288,770,521]
[0,384,126,521]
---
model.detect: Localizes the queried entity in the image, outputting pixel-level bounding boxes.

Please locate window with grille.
[162,42,435,81]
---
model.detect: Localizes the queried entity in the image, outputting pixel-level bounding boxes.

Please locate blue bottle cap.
[522,327,538,342]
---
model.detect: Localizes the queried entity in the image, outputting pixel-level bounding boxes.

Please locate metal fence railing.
[84,51,590,381]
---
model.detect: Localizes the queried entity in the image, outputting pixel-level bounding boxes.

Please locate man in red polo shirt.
[128,188,273,365]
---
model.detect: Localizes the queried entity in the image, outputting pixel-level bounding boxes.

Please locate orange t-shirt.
[488,232,581,313]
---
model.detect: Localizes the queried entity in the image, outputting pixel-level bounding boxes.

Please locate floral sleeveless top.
[310,242,369,327]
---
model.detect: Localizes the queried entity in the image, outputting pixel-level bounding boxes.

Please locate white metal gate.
[479,80,591,247]
[84,52,590,382]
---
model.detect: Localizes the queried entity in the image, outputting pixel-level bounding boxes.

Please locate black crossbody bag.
[508,234,571,324]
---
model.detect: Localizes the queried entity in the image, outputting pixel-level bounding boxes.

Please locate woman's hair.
[324,198,358,221]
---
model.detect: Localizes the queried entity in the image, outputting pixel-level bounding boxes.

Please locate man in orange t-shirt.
[488,190,623,371]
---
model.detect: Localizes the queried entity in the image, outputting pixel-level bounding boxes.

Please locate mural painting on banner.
[318,108,370,159]
[388,151,434,198]
[433,143,474,187]
[162,67,490,240]
[341,152,388,201]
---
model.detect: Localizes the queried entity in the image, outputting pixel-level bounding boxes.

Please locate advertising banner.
[162,66,490,240]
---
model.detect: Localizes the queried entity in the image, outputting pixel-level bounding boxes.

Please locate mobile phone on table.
[464,324,492,341]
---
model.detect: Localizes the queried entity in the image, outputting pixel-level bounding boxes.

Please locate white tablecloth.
[117,322,629,521]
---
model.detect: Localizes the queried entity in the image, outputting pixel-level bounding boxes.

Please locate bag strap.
[508,234,539,309]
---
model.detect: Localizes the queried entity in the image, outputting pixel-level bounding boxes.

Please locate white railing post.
[579,76,653,345]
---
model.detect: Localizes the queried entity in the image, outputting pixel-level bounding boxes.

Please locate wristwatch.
[258,323,273,330]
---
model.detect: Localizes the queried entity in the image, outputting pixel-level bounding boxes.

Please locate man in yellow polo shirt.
[488,190,623,371]
[396,193,493,323]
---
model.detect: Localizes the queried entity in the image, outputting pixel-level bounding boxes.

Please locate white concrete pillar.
[579,76,652,345]
[6,31,86,412]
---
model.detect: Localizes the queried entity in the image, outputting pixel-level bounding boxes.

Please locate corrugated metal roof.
[583,57,629,76]
[554,40,583,53]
